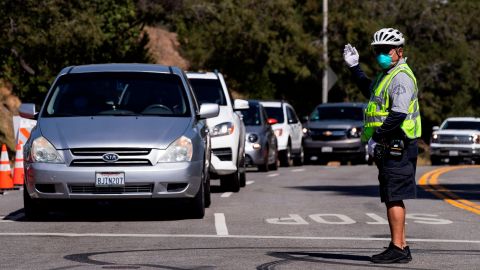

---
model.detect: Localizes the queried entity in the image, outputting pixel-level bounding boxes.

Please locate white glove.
[343,44,359,67]
[367,138,377,157]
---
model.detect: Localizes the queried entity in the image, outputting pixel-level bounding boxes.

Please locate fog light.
[253,143,261,149]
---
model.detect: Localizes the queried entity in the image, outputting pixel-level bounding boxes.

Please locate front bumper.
[245,142,266,166]
[430,143,480,158]
[303,137,365,160]
[25,160,203,200]
[209,134,238,175]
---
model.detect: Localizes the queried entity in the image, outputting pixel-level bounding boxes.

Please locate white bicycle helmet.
[371,28,405,46]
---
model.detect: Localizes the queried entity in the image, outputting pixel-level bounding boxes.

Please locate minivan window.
[442,121,480,130]
[264,107,285,123]
[189,78,227,106]
[43,73,191,117]
[310,107,363,121]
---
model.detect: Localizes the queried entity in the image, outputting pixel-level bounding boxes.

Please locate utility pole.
[322,0,328,103]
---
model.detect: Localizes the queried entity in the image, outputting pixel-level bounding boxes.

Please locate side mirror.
[301,115,309,123]
[19,103,38,119]
[198,103,220,119]
[267,118,278,125]
[233,99,249,111]
[432,126,440,131]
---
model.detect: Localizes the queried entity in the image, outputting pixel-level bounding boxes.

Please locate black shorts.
[376,139,418,203]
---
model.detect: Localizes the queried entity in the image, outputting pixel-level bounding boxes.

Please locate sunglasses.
[373,46,395,55]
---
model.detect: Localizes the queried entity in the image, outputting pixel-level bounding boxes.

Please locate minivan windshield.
[189,78,227,106]
[442,121,480,130]
[240,104,261,126]
[310,106,364,121]
[43,73,191,117]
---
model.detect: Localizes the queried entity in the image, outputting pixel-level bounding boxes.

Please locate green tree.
[0,0,150,104]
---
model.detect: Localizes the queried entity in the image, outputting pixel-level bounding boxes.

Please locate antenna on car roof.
[168,66,174,74]
[214,69,220,79]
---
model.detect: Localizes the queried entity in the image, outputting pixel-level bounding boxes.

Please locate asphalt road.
[0,164,479,270]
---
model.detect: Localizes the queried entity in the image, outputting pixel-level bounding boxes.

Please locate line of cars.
[18,63,373,220]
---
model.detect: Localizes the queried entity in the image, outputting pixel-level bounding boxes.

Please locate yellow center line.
[419,166,480,215]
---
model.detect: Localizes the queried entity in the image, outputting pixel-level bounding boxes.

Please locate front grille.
[70,159,151,167]
[309,129,347,141]
[69,184,153,194]
[212,148,232,161]
[69,148,152,167]
[437,135,473,145]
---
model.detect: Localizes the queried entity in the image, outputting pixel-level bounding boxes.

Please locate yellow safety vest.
[362,63,422,142]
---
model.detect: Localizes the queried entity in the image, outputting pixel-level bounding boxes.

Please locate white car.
[187,71,248,192]
[430,117,480,165]
[260,101,303,166]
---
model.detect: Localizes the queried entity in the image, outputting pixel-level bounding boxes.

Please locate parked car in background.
[260,101,303,166]
[239,100,278,172]
[430,117,480,165]
[20,64,219,219]
[187,71,248,191]
[302,102,367,165]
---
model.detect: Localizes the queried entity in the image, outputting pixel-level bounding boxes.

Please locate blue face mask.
[376,53,392,69]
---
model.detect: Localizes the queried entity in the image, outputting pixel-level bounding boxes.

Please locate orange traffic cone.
[13,143,24,186]
[0,144,14,190]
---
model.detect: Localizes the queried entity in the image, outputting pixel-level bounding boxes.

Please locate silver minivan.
[20,64,219,219]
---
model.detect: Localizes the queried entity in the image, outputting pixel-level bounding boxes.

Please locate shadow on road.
[287,183,480,201]
[10,199,206,222]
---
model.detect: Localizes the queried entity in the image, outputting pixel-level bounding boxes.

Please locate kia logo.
[102,153,119,162]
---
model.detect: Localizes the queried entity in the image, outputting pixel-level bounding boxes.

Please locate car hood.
[434,129,480,136]
[306,120,363,130]
[39,117,191,149]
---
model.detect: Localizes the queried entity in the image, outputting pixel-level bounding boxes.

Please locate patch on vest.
[392,84,407,95]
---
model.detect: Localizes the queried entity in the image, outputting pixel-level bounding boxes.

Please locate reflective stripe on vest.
[362,63,422,141]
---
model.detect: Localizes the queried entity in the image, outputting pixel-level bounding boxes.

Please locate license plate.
[449,150,459,156]
[95,172,125,187]
[321,147,333,153]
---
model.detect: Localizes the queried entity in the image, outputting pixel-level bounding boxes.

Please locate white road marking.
[246,181,255,185]
[267,173,279,177]
[214,213,229,236]
[0,232,478,244]
[221,192,232,198]
[291,169,305,172]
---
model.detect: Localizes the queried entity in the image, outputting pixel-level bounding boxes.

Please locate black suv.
[302,102,367,165]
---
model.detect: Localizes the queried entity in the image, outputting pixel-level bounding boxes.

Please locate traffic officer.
[343,28,421,264]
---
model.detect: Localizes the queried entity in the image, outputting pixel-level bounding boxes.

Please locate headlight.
[31,136,64,163]
[472,134,480,144]
[211,122,234,137]
[348,127,361,138]
[158,136,193,162]
[302,127,309,134]
[274,128,283,137]
[431,133,439,143]
[248,134,259,143]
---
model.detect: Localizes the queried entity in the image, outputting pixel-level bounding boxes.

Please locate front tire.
[279,144,293,167]
[190,181,205,219]
[293,145,304,166]
[23,186,48,220]
[220,170,241,192]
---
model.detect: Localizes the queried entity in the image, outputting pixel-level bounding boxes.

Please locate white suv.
[260,101,304,166]
[187,71,248,192]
